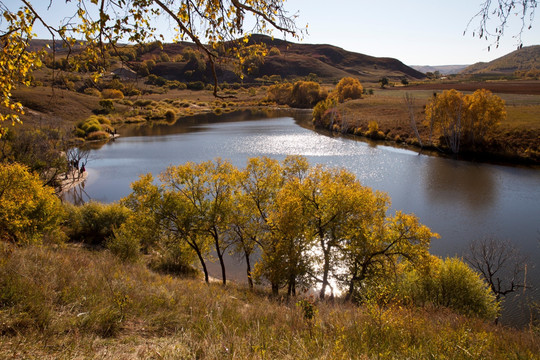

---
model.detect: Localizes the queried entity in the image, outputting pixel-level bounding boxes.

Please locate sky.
[18,0,540,66]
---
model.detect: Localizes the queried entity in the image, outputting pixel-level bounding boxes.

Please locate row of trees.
[116,156,438,299]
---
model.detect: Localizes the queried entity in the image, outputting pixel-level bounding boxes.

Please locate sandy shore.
[58,169,88,195]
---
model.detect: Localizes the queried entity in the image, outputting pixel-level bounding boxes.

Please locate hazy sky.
[24,0,540,66]
[282,0,540,65]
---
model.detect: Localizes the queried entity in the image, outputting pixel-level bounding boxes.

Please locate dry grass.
[1,243,538,359]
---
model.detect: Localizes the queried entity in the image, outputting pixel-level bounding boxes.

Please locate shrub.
[86,131,109,141]
[84,87,101,97]
[65,202,131,246]
[268,47,281,56]
[164,109,176,122]
[0,163,64,244]
[99,99,115,113]
[312,98,338,127]
[187,81,205,90]
[291,81,327,108]
[399,256,499,320]
[266,83,293,105]
[107,230,140,263]
[334,77,363,103]
[101,88,124,99]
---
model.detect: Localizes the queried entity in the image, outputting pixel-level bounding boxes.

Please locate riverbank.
[315,89,540,166]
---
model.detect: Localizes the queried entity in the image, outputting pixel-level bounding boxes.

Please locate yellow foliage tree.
[0,162,64,243]
[333,77,363,103]
[425,89,506,153]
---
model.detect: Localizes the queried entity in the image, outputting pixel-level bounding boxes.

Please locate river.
[67,110,540,326]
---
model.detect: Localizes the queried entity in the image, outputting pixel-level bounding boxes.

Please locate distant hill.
[30,35,426,83]
[411,65,469,75]
[461,45,540,75]
[246,34,425,82]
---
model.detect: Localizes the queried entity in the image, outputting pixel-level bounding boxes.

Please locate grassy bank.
[1,243,538,359]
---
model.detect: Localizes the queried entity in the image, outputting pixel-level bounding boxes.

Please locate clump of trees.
[266,81,327,108]
[425,89,506,153]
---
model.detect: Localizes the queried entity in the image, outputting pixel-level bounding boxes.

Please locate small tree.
[379,77,389,89]
[466,237,528,303]
[334,77,363,103]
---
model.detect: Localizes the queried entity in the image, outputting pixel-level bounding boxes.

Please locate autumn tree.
[425,89,506,153]
[0,0,300,135]
[333,77,363,103]
[0,162,64,244]
[160,159,237,284]
[463,89,506,146]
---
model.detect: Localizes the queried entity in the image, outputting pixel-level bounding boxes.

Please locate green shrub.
[399,256,499,320]
[107,230,140,263]
[65,202,131,246]
[187,81,205,90]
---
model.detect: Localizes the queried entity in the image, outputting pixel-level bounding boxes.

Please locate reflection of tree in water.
[63,181,91,206]
[424,159,496,210]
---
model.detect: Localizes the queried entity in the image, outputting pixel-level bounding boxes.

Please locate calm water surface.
[70,110,540,325]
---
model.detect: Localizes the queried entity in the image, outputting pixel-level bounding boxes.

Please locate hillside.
[461,45,540,75]
[1,244,539,359]
[103,35,426,84]
[247,34,426,82]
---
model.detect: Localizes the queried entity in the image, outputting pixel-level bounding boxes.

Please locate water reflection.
[424,158,496,210]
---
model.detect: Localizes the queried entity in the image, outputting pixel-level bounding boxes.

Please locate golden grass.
[1,243,538,359]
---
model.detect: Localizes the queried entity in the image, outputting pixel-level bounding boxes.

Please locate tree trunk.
[194,247,209,283]
[271,283,279,296]
[245,251,253,289]
[213,234,227,285]
[319,239,330,299]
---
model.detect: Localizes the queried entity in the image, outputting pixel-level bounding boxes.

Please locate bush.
[84,87,101,97]
[107,230,140,263]
[65,202,131,246]
[0,163,64,244]
[164,109,176,122]
[101,89,124,99]
[291,81,327,108]
[268,47,281,56]
[99,99,115,113]
[187,81,205,90]
[266,83,293,105]
[399,256,499,320]
[334,77,363,103]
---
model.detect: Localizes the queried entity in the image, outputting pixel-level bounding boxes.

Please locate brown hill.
[461,45,540,75]
[247,34,425,82]
[141,34,425,83]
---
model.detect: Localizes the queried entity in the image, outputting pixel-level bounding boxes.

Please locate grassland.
[1,243,539,359]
